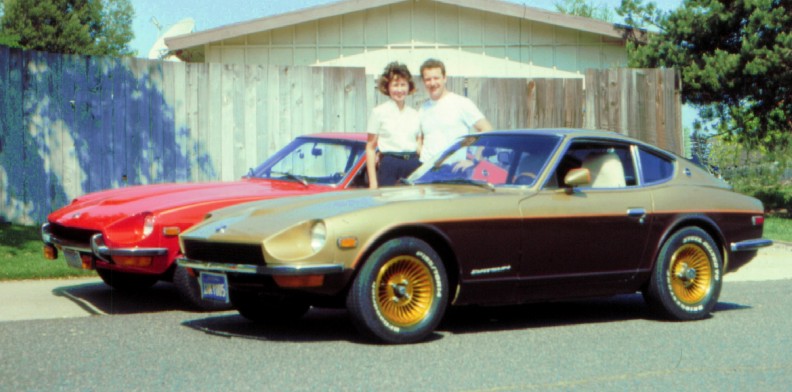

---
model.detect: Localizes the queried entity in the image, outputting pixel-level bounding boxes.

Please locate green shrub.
[708,136,792,214]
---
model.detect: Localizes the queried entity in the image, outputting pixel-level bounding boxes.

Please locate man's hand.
[452,159,475,173]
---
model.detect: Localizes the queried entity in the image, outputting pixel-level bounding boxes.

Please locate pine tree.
[618,0,791,150]
[0,0,135,56]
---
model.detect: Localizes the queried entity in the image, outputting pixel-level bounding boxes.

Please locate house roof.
[165,0,625,51]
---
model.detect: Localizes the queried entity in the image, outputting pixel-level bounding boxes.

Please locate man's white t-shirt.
[418,92,484,163]
[366,100,421,153]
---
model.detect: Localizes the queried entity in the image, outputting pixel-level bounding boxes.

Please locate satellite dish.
[147,17,195,61]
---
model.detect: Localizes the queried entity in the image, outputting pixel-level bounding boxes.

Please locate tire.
[230,291,310,324]
[96,268,159,291]
[643,227,722,320]
[173,266,232,311]
[346,237,448,344]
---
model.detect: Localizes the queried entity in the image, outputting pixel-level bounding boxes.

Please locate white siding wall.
[204,1,627,74]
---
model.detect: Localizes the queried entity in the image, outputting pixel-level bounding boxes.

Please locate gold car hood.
[181,184,521,243]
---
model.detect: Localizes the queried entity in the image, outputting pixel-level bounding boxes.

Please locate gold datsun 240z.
[178,129,772,344]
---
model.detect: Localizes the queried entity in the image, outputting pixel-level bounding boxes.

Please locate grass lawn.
[765,216,792,243]
[0,223,96,281]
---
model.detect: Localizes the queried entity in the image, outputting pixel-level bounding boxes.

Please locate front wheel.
[97,268,159,291]
[230,291,310,324]
[346,237,448,344]
[643,227,722,320]
[173,266,232,311]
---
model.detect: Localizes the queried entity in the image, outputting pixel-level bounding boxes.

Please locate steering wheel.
[513,172,537,185]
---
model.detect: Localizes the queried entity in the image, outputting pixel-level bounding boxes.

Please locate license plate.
[199,272,229,303]
[63,249,84,269]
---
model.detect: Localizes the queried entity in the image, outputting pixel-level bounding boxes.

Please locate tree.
[0,0,135,56]
[617,0,792,150]
[555,0,615,22]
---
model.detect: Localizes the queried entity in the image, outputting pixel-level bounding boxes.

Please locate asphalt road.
[1,245,790,391]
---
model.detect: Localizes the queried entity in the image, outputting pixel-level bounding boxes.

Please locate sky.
[129,0,684,58]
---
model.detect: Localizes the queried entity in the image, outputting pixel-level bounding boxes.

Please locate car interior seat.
[581,151,626,188]
[513,152,543,185]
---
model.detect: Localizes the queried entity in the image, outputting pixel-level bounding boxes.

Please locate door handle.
[627,208,647,224]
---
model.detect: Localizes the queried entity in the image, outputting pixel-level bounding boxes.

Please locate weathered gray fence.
[0,45,681,225]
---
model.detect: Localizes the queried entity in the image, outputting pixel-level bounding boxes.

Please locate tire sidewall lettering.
[370,279,401,333]
[416,250,443,299]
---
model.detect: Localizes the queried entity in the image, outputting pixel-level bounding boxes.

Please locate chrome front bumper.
[41,223,168,264]
[731,238,774,252]
[178,258,345,276]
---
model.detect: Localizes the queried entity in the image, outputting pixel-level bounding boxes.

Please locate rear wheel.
[643,227,722,320]
[230,291,310,324]
[96,268,158,291]
[346,237,448,344]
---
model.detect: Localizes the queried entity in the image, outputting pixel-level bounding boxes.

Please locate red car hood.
[48,179,329,229]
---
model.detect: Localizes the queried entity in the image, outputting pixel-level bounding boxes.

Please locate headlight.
[143,213,155,237]
[310,221,327,253]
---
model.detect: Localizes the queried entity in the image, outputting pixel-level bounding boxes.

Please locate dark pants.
[378,153,421,186]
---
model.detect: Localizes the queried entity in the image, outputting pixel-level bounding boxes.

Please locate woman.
[365,62,422,188]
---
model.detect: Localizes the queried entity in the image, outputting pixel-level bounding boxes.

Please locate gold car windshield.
[409,133,561,187]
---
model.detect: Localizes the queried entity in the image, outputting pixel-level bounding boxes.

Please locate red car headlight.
[143,213,155,237]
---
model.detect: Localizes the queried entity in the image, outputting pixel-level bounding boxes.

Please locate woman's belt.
[381,152,418,160]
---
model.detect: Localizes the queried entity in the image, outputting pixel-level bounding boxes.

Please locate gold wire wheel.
[669,243,713,305]
[374,255,435,327]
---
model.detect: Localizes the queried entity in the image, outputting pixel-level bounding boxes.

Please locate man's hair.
[377,62,416,96]
[420,58,446,78]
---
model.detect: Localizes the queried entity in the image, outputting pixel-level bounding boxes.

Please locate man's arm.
[473,118,493,133]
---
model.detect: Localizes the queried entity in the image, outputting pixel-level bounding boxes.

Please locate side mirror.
[563,168,591,193]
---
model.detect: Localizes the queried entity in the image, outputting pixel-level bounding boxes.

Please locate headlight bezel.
[264,219,329,261]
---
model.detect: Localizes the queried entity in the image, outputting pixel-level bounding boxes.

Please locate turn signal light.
[114,256,154,267]
[43,244,58,260]
[273,274,324,288]
[162,227,181,236]
[337,236,358,249]
[81,254,94,270]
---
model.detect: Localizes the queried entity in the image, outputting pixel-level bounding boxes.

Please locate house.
[164,0,629,78]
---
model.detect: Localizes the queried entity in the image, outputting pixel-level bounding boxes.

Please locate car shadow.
[181,294,752,343]
[52,280,205,315]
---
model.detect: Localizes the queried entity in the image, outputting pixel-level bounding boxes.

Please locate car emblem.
[215,225,227,233]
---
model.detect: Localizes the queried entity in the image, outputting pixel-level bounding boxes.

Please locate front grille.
[182,239,266,265]
[49,223,99,245]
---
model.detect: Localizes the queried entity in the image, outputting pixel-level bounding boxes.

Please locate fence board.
[0,46,681,224]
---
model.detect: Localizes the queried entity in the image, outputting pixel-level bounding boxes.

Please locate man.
[418,58,493,165]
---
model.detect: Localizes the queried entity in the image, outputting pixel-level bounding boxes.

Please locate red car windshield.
[248,137,365,186]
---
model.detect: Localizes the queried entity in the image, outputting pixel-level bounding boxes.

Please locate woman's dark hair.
[377,62,416,96]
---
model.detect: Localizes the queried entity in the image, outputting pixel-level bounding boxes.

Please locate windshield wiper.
[427,179,495,191]
[269,171,309,187]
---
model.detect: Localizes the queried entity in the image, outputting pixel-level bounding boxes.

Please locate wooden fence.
[0,45,681,225]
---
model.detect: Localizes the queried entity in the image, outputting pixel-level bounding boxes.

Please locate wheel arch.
[349,224,460,304]
[651,214,728,271]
